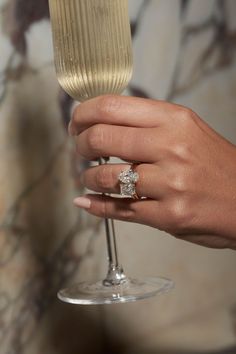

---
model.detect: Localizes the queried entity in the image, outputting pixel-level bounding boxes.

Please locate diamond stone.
[120,183,136,197]
[118,168,139,184]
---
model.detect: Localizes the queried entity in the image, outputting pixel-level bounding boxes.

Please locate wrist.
[211,143,236,243]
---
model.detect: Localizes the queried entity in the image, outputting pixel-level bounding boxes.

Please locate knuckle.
[96,166,113,190]
[168,172,188,194]
[177,106,194,123]
[118,207,135,222]
[167,108,197,161]
[96,95,122,118]
[100,200,135,222]
[86,124,105,154]
[167,199,193,233]
[116,199,137,222]
[100,200,107,219]
[169,141,192,162]
[176,142,191,159]
[119,130,136,158]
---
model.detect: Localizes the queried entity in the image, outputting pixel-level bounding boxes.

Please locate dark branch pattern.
[1,221,99,352]
[0,136,101,351]
[0,141,66,266]
[167,0,236,100]
[129,0,236,101]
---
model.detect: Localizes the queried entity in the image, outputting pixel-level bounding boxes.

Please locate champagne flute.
[49,0,173,305]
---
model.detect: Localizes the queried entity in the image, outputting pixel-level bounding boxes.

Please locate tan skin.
[69,95,236,250]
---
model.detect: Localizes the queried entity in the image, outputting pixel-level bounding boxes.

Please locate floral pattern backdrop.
[0,1,236,353]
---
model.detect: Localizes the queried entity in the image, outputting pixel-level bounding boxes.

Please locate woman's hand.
[69,95,236,250]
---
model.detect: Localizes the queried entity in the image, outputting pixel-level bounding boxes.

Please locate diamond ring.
[118,166,139,199]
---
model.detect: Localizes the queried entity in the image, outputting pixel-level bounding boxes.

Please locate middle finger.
[76,124,159,163]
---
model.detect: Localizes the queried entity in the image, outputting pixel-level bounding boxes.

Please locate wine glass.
[49,0,173,305]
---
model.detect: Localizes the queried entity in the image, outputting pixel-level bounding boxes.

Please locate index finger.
[69,95,176,136]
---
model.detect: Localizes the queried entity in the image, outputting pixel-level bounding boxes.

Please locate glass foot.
[58,277,174,305]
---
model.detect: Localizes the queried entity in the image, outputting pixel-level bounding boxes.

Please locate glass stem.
[99,157,127,286]
[104,217,118,267]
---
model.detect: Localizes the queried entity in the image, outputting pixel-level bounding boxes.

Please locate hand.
[69,95,236,250]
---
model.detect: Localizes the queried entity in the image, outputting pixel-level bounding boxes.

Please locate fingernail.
[68,121,77,136]
[73,196,91,209]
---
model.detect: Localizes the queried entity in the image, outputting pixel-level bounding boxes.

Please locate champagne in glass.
[50,0,132,101]
[49,0,173,305]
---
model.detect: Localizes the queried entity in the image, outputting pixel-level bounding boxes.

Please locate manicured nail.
[68,121,77,136]
[73,197,91,209]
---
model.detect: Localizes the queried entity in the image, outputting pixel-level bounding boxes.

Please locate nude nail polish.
[73,197,91,209]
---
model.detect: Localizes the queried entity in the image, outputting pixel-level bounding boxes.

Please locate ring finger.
[81,163,164,200]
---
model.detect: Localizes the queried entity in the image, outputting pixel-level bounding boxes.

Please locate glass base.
[58,277,174,305]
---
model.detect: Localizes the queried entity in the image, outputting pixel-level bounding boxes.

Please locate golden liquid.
[49,0,133,102]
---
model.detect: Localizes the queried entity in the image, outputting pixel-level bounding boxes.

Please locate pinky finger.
[73,194,160,227]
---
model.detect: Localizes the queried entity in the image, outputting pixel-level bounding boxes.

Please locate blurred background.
[0,0,236,353]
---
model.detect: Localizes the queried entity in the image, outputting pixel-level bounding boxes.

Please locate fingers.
[74,194,164,228]
[81,163,164,200]
[69,95,178,135]
[76,124,159,162]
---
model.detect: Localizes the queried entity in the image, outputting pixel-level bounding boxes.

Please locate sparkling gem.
[120,183,136,197]
[118,168,139,184]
